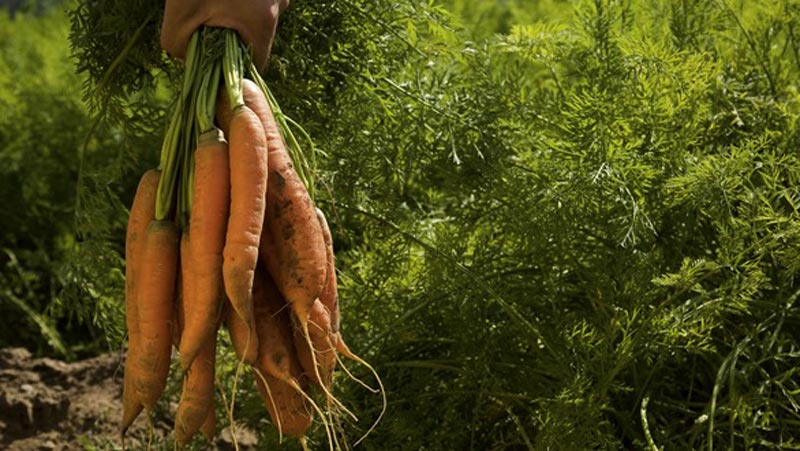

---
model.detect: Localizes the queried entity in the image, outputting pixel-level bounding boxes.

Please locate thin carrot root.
[214,376,234,433]
[330,404,350,451]
[222,302,256,451]
[214,372,240,451]
[298,319,358,422]
[331,338,378,394]
[228,355,245,451]
[251,367,283,443]
[287,378,336,451]
[335,337,387,447]
[146,413,155,451]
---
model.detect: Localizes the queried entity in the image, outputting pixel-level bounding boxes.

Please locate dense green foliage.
[269,2,800,448]
[0,8,164,357]
[2,0,800,449]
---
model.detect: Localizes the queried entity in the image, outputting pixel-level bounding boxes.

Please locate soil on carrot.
[0,347,256,450]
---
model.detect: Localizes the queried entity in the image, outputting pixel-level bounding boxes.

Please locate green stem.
[196,60,221,135]
[155,107,183,221]
[223,31,244,111]
[156,32,201,221]
[180,50,204,229]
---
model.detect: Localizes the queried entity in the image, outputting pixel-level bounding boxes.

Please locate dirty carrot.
[175,334,217,447]
[219,103,267,360]
[180,129,230,370]
[316,208,340,334]
[122,169,160,434]
[238,79,326,326]
[223,300,258,366]
[133,219,179,410]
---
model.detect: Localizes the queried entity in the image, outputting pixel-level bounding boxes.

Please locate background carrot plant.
[2,0,800,449]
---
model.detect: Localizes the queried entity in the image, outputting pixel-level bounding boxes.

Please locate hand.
[161,0,290,70]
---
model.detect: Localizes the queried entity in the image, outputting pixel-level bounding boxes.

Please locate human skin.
[161,0,290,70]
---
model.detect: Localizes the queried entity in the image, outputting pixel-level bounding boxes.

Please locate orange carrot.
[175,334,217,447]
[252,267,313,436]
[174,234,191,349]
[223,298,258,366]
[254,266,322,438]
[293,299,336,388]
[236,80,326,326]
[316,208,340,334]
[173,251,218,446]
[122,169,160,434]
[217,80,326,326]
[218,102,267,361]
[236,79,340,416]
[200,405,215,442]
[254,371,313,438]
[134,219,179,410]
[253,266,297,380]
[180,129,230,370]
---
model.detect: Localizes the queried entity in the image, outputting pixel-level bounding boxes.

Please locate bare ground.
[0,348,257,450]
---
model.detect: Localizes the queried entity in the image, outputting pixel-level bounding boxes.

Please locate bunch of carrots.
[120,29,383,448]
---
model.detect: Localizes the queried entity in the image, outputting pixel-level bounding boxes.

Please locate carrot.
[224,299,258,366]
[286,208,339,388]
[252,268,313,437]
[173,251,218,447]
[122,170,160,434]
[174,234,192,350]
[293,299,337,388]
[172,267,184,349]
[200,404,215,442]
[235,79,349,421]
[253,266,297,381]
[220,78,340,417]
[216,101,267,362]
[316,208,340,335]
[180,129,230,370]
[217,80,326,325]
[251,266,340,443]
[133,219,179,410]
[254,371,313,438]
[315,207,340,386]
[175,334,217,447]
[233,79,326,326]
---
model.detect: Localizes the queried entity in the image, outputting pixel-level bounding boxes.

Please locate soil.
[0,348,258,450]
